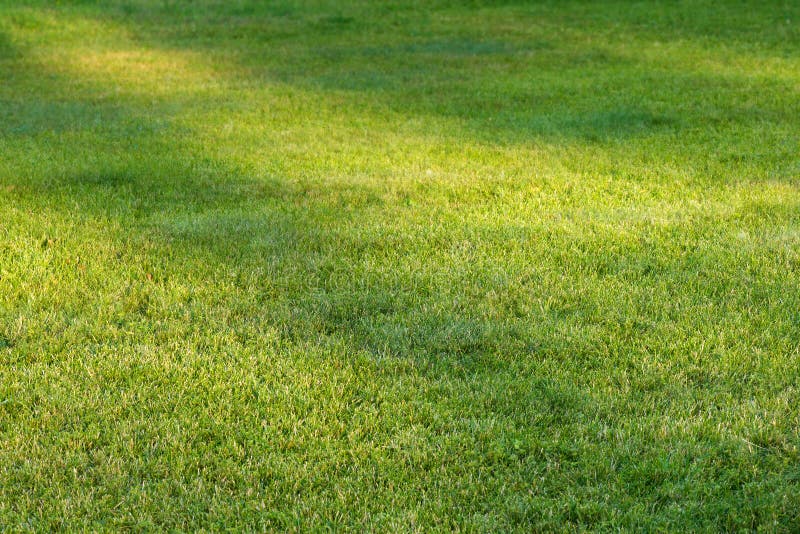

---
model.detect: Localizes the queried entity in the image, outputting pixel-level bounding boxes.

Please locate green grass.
[1,0,799,530]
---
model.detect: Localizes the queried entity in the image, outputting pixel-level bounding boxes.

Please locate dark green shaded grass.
[1,0,800,530]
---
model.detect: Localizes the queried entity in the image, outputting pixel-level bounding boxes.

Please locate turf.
[1,0,799,530]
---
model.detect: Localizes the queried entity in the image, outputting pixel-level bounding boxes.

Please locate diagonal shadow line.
[0,5,799,528]
[1,3,800,371]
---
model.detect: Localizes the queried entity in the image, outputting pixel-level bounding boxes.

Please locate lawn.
[1,0,799,530]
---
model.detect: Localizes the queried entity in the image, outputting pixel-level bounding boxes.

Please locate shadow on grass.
[1,3,799,528]
[2,0,799,367]
[56,0,800,148]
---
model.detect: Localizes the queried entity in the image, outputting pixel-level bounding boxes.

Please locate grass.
[1,0,799,530]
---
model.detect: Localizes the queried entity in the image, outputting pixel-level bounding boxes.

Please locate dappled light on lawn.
[1,0,799,530]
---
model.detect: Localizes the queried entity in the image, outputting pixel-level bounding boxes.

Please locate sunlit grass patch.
[1,0,799,530]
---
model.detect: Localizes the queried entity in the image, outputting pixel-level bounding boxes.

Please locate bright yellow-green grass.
[1,0,799,530]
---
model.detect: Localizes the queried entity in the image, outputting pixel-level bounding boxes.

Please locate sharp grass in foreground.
[1,0,799,530]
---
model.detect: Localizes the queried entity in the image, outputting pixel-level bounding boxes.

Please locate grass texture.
[1,0,799,530]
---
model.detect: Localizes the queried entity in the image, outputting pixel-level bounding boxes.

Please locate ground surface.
[1,0,799,530]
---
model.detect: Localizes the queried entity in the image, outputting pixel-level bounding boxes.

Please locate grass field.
[1,0,799,530]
